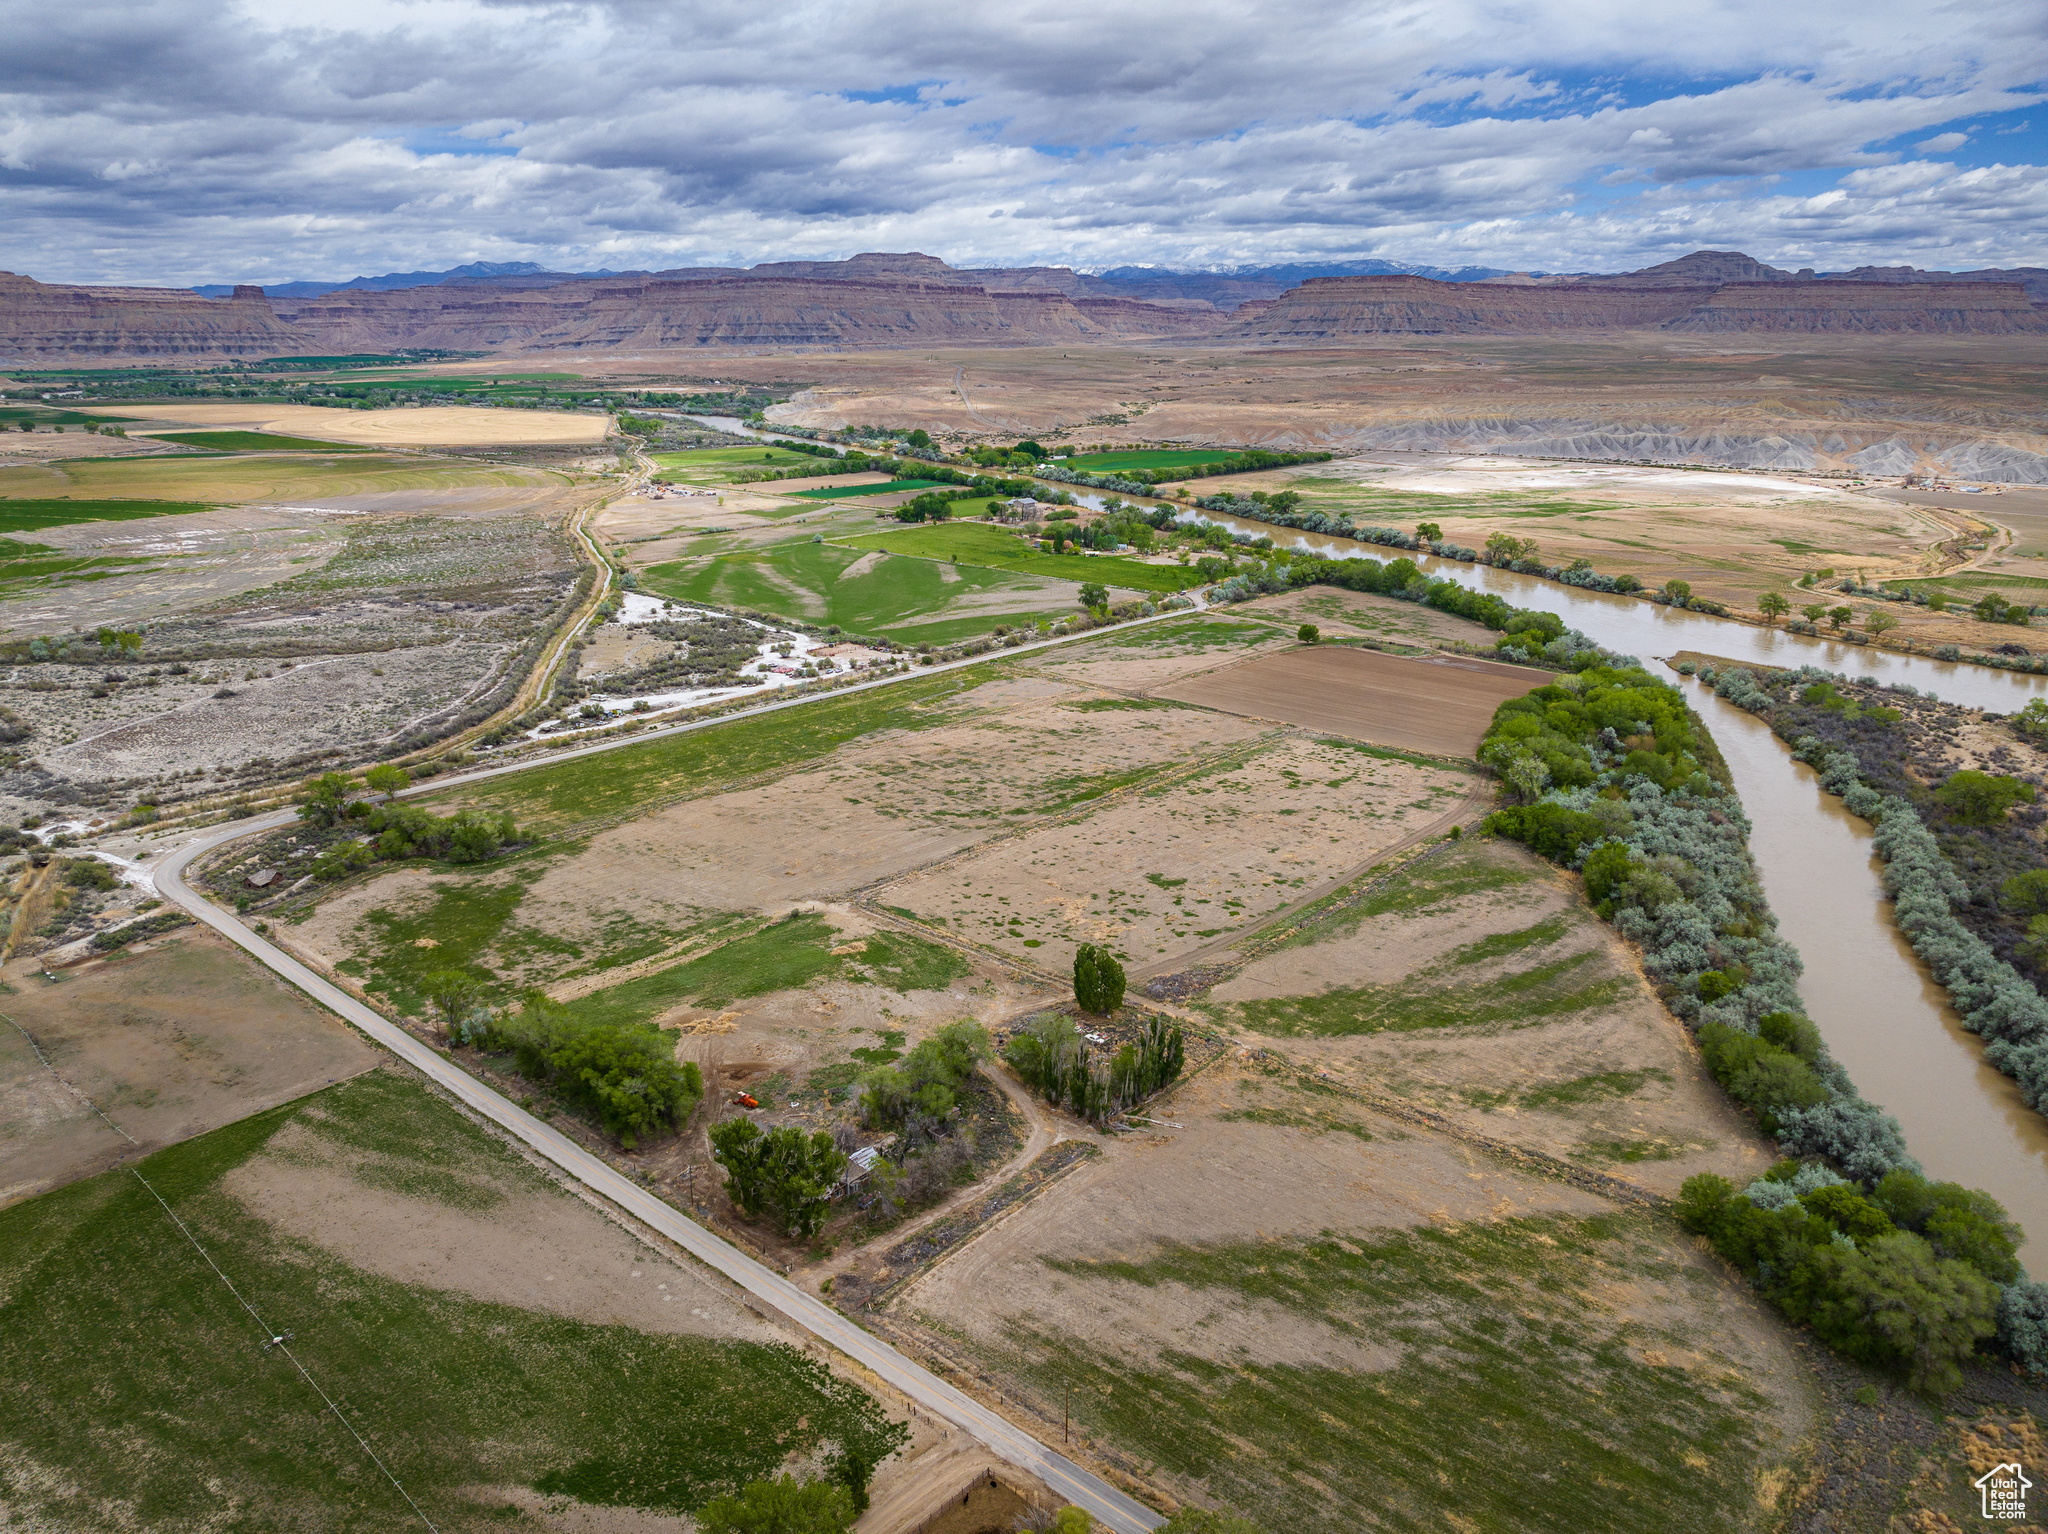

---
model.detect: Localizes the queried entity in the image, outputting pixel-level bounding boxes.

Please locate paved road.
[150,825,1161,1532]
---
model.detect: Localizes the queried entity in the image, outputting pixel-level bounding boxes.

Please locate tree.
[1827,605,1854,632]
[1414,521,1442,544]
[296,771,354,828]
[1015,439,1045,459]
[2002,868,2048,916]
[1933,769,2036,824]
[364,763,410,800]
[1865,609,1900,638]
[1297,623,1320,644]
[1811,1233,1998,1395]
[696,1475,856,1534]
[830,1446,879,1515]
[1078,581,1108,610]
[1802,603,1829,624]
[424,969,480,1031]
[1661,578,1692,605]
[1757,591,1789,625]
[1073,943,1126,1015]
[907,429,932,449]
[710,1119,846,1237]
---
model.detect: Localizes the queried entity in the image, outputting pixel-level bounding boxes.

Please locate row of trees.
[297,768,518,876]
[444,990,703,1149]
[1002,1012,1183,1127]
[1484,660,2048,1386]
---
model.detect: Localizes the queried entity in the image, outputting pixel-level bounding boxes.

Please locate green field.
[432,667,996,832]
[844,522,1202,594]
[643,536,1077,643]
[0,1070,903,1528]
[147,430,372,452]
[0,454,562,507]
[995,1211,1779,1534]
[560,913,972,1032]
[1064,449,1239,471]
[788,478,943,499]
[1897,572,2048,607]
[0,497,218,532]
[651,445,834,484]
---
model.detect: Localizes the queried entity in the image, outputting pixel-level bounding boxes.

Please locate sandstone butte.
[1225,274,2048,339]
[3,248,2046,360]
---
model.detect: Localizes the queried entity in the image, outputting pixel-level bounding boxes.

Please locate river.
[1187,510,2048,1249]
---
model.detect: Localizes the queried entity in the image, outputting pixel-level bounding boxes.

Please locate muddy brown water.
[1189,508,2048,1252]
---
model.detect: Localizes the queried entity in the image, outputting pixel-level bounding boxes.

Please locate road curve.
[150,822,1161,1533]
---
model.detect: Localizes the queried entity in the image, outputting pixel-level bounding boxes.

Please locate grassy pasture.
[0,1069,904,1528]
[429,667,992,832]
[643,537,1074,642]
[146,430,372,452]
[651,446,831,484]
[1064,449,1238,471]
[789,478,944,499]
[560,913,972,1032]
[0,498,217,532]
[0,453,562,507]
[844,522,1202,594]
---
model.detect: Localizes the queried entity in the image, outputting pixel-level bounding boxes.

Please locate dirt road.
[151,823,1161,1534]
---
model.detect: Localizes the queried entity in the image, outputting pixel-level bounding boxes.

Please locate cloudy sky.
[4,0,2044,286]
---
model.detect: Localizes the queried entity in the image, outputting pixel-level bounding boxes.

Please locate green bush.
[1483,803,1606,862]
[858,1020,988,1131]
[60,857,117,892]
[696,1474,856,1533]
[1933,769,2036,825]
[487,994,702,1148]
[1680,1172,1999,1394]
[1696,1021,1827,1133]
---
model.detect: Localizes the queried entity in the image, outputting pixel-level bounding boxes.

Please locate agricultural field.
[143,430,373,452]
[642,533,1087,644]
[0,449,570,509]
[789,478,945,499]
[890,1074,1807,1534]
[845,521,1204,594]
[104,401,613,447]
[1153,646,1549,757]
[651,444,843,485]
[1199,836,1773,1188]
[0,1063,922,1533]
[0,927,378,1207]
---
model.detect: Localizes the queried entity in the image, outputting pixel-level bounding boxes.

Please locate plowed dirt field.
[1152,644,1548,756]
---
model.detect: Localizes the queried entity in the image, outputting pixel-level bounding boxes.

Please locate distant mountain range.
[3,248,2042,362]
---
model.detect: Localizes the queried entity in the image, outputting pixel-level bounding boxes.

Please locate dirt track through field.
[1153,645,1547,757]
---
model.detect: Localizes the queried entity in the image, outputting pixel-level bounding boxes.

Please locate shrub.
[1484,803,1606,861]
[859,1020,988,1131]
[486,993,701,1147]
[1933,769,2036,824]
[696,1474,856,1534]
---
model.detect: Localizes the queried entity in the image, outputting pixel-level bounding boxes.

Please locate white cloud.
[1,0,2043,283]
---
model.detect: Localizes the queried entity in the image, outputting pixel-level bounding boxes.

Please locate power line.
[6,1003,435,1529]
[131,1171,440,1534]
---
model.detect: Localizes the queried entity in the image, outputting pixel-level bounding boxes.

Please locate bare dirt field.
[0,927,377,1206]
[114,401,614,446]
[879,731,1477,972]
[1204,836,1777,1193]
[886,1049,1811,1533]
[1153,644,1549,758]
